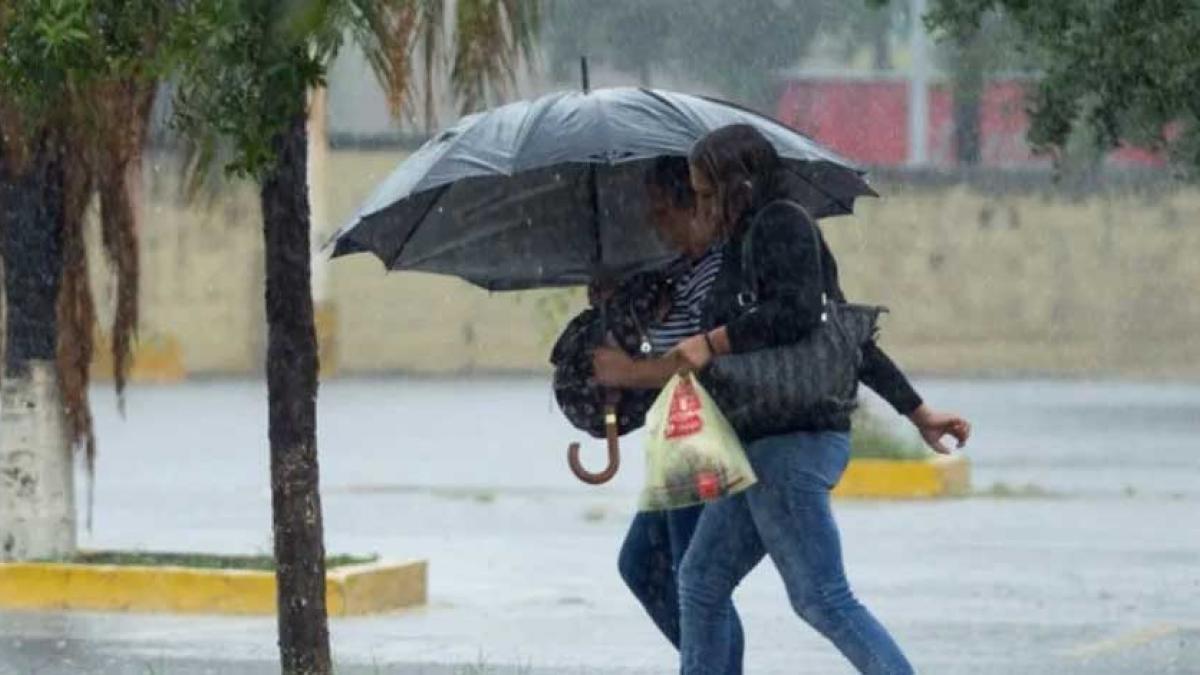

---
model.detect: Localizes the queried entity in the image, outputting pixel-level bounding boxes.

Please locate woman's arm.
[908,404,971,454]
[860,340,923,415]
[860,341,971,453]
[825,255,970,452]
[592,346,681,389]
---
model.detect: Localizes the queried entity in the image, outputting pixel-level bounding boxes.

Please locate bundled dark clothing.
[550,271,669,437]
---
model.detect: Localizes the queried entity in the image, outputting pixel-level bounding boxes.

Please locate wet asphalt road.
[1,376,1197,674]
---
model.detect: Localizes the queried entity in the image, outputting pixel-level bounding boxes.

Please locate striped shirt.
[647,247,724,355]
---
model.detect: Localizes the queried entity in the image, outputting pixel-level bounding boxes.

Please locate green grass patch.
[850,406,930,461]
[66,551,378,570]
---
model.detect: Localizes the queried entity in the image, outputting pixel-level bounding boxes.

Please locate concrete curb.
[0,556,426,616]
[833,454,970,498]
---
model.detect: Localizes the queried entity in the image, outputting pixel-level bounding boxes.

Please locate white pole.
[307,86,336,375]
[308,86,330,307]
[908,0,930,166]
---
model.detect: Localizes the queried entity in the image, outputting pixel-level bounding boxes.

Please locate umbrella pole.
[567,163,624,484]
[569,58,625,485]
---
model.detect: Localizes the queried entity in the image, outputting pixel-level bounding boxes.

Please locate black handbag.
[700,200,885,440]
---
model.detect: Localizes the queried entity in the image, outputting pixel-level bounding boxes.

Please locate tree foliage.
[0,0,168,467]
[918,0,1200,175]
[170,0,538,180]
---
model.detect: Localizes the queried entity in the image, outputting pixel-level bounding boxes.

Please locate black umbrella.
[330,81,875,291]
[330,72,878,484]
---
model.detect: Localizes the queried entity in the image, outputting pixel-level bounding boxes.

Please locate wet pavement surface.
[1,376,1198,674]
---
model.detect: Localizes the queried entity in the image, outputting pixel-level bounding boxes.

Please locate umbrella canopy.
[331,86,875,291]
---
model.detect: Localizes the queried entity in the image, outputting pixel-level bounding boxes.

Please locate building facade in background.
[776,74,1166,169]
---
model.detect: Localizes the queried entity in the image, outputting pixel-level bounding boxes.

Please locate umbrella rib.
[394,176,576,269]
[638,88,703,140]
[786,164,859,217]
[407,120,486,194]
[384,184,451,270]
[510,92,567,172]
[588,92,614,266]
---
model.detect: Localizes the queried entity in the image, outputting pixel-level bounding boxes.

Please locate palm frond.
[348,0,420,120]
[55,121,97,475]
[418,0,444,131]
[94,77,156,412]
[351,0,540,123]
[450,0,513,113]
[500,0,539,64]
[450,0,540,114]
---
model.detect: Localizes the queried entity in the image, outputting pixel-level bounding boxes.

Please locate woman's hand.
[591,346,635,387]
[907,404,972,455]
[669,334,714,371]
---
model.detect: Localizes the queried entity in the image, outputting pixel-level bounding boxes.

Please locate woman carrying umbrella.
[590,157,745,659]
[593,137,970,673]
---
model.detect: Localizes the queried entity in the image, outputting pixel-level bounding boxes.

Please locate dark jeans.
[618,504,744,673]
[678,431,914,675]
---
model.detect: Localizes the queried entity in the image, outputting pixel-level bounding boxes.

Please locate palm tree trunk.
[260,97,332,675]
[0,142,75,562]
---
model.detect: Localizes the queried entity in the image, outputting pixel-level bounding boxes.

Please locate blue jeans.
[619,504,744,673]
[678,431,914,675]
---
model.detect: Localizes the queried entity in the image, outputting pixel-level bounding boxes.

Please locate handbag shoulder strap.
[738,199,826,307]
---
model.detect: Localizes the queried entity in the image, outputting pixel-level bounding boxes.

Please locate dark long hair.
[644,156,694,208]
[688,124,789,238]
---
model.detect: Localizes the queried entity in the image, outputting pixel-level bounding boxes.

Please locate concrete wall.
[88,172,265,377]
[827,177,1200,378]
[104,151,1200,380]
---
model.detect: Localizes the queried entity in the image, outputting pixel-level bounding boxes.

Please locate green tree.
[933,12,1028,165]
[167,1,538,672]
[919,0,1200,174]
[0,0,165,561]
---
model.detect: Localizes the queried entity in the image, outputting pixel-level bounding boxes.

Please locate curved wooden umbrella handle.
[567,403,621,484]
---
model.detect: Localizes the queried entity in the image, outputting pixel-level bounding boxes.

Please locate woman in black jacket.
[595,136,969,673]
[664,124,970,675]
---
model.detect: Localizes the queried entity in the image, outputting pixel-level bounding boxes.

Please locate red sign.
[775,76,1165,168]
[665,377,704,439]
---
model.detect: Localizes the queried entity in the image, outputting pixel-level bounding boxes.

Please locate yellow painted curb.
[0,557,426,616]
[328,560,428,615]
[833,454,970,499]
[91,331,187,383]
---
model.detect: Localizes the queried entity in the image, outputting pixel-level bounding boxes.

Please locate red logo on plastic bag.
[665,377,704,439]
[695,470,722,500]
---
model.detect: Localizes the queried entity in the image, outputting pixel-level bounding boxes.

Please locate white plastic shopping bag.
[639,372,757,511]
